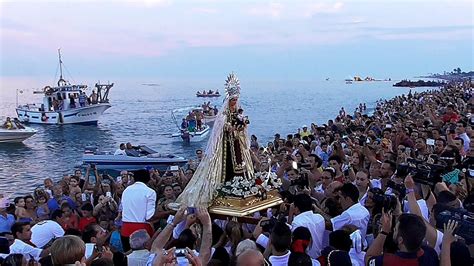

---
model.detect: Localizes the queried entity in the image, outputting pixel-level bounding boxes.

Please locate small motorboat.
[196,90,220,98]
[171,124,211,143]
[82,145,187,171]
[0,120,36,143]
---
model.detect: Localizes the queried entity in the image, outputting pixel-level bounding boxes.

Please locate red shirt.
[442,112,460,123]
[62,213,79,231]
[79,216,97,232]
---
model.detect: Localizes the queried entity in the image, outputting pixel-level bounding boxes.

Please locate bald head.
[237,249,264,266]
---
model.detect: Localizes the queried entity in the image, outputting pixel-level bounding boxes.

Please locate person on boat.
[196,110,204,131]
[213,105,218,115]
[52,98,59,111]
[175,73,255,207]
[90,90,98,104]
[13,118,25,129]
[79,91,87,107]
[208,90,212,94]
[114,143,127,156]
[180,118,188,130]
[2,117,13,129]
[215,89,219,95]
[125,143,140,157]
[69,94,76,109]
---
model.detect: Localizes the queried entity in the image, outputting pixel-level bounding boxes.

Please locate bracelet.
[406,188,415,194]
[380,231,390,236]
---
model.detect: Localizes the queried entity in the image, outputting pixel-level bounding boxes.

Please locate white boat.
[171,124,211,143]
[16,49,113,125]
[0,121,36,143]
[82,145,187,171]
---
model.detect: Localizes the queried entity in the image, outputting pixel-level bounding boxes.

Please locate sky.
[0,0,472,81]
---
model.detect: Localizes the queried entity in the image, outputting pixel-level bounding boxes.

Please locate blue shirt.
[47,196,76,213]
[0,213,15,233]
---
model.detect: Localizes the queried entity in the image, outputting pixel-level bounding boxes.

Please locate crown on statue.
[225,72,240,99]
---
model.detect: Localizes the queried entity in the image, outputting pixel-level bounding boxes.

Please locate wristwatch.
[379,231,390,236]
[406,188,415,194]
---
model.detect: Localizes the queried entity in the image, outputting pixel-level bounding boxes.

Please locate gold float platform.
[209,189,283,217]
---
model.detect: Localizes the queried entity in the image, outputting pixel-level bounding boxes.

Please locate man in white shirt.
[267,222,291,266]
[330,183,370,242]
[10,222,49,261]
[30,210,65,248]
[121,169,156,252]
[289,194,325,259]
[114,143,127,156]
[456,121,470,153]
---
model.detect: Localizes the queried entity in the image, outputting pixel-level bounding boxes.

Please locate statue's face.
[229,97,238,106]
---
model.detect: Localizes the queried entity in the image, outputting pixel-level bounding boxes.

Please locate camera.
[434,205,474,245]
[372,193,398,212]
[175,248,188,257]
[397,158,445,187]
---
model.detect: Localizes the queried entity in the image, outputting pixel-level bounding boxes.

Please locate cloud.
[248,2,284,18]
[304,1,344,17]
[191,7,218,14]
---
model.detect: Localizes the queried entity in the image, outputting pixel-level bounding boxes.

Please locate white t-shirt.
[31,220,65,248]
[114,149,126,156]
[331,203,370,242]
[9,239,43,261]
[292,211,325,259]
[269,251,291,266]
[403,199,429,221]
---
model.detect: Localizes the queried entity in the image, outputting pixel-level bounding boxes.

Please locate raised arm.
[151,207,186,253]
[196,207,212,264]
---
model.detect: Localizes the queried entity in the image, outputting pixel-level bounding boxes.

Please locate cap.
[302,125,308,128]
[274,133,280,137]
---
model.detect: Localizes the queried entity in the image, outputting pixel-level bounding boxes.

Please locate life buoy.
[41,113,48,122]
[43,86,53,95]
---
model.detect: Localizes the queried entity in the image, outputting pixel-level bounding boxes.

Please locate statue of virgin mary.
[176,73,255,207]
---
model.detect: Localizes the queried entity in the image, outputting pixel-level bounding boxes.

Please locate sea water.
[0,77,427,195]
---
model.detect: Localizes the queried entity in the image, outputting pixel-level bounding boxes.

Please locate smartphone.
[426,138,435,146]
[81,193,87,202]
[85,243,95,259]
[170,165,179,171]
[386,124,392,128]
[187,207,196,214]
[106,192,112,198]
[292,161,298,170]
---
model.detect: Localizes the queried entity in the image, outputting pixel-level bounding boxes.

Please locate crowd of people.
[0,80,473,266]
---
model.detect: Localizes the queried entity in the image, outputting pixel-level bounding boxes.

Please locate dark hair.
[308,154,323,168]
[13,197,23,205]
[133,169,151,184]
[328,155,342,164]
[82,224,98,243]
[288,252,312,266]
[176,229,197,249]
[11,222,29,239]
[91,258,114,266]
[397,214,426,252]
[81,203,93,212]
[450,241,471,266]
[327,250,352,266]
[51,209,63,221]
[270,222,291,252]
[338,183,359,203]
[2,254,25,266]
[329,230,352,251]
[293,194,312,213]
[212,223,225,246]
[210,246,230,265]
[383,160,397,172]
